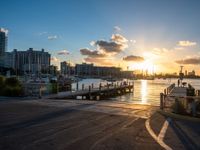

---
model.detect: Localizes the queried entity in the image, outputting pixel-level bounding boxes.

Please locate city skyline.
[1,0,200,74]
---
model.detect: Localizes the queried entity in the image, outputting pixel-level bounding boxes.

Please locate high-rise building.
[49,65,58,76]
[61,61,71,75]
[0,28,8,67]
[7,48,51,75]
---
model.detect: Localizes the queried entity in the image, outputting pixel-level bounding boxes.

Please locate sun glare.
[141,80,147,104]
[129,60,155,74]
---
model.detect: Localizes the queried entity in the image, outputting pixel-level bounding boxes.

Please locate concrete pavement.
[0,99,199,150]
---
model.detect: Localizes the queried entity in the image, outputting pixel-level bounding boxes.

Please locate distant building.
[188,70,195,76]
[49,65,58,76]
[0,28,8,67]
[61,61,71,75]
[93,66,121,77]
[121,71,134,78]
[75,63,122,77]
[4,52,14,68]
[75,63,94,76]
[6,48,51,75]
[185,70,187,76]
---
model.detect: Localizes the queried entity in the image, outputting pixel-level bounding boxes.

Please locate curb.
[157,110,200,123]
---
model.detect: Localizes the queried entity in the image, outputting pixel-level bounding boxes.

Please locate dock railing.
[53,81,134,100]
[163,83,175,95]
[160,83,200,117]
[73,81,134,92]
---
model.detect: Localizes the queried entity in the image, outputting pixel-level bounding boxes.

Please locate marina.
[73,78,200,106]
[52,82,134,100]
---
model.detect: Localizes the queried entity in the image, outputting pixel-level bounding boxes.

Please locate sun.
[129,60,155,74]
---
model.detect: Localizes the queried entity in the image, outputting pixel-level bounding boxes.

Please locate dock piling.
[91,83,94,89]
[160,93,164,110]
[82,84,84,90]
[76,82,79,91]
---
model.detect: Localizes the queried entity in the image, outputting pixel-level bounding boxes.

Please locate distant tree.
[0,76,5,94]
[1,77,23,96]
[4,77,21,87]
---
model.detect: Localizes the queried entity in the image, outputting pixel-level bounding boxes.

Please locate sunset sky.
[1,0,200,74]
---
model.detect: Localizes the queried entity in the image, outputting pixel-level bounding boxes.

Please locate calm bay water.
[72,78,200,106]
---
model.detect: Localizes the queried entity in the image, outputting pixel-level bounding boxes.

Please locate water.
[72,78,200,106]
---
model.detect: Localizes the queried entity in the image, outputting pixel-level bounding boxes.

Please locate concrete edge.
[157,110,200,123]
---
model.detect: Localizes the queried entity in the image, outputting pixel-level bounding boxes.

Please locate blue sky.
[1,0,200,73]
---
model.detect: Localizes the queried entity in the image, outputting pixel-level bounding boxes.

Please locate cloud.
[177,40,197,47]
[95,40,126,53]
[174,47,184,50]
[38,32,48,36]
[130,39,136,43]
[111,34,128,43]
[95,34,128,54]
[81,33,129,66]
[80,48,106,58]
[51,56,60,62]
[57,50,70,55]
[0,28,8,35]
[152,48,169,55]
[84,57,114,66]
[114,26,121,32]
[123,55,144,62]
[48,35,58,40]
[90,41,95,46]
[175,57,200,65]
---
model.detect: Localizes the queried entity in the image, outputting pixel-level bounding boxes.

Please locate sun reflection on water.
[141,80,148,104]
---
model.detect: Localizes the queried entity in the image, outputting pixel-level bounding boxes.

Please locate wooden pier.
[160,83,200,115]
[51,82,134,100]
[168,87,187,97]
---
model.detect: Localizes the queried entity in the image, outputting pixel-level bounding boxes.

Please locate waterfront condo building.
[6,48,51,75]
[75,63,122,77]
[75,63,94,76]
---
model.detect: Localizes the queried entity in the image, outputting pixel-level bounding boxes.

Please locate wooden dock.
[50,83,134,100]
[160,83,199,110]
[168,87,187,97]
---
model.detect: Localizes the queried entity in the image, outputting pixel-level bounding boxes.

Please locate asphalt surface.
[0,99,199,150]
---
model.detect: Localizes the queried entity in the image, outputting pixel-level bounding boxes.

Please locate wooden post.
[89,85,91,99]
[38,85,42,99]
[82,84,84,90]
[174,98,178,114]
[89,85,91,92]
[164,89,166,95]
[76,82,79,91]
[160,93,164,110]
[192,100,196,117]
[91,83,94,89]
[99,83,102,91]
[196,90,200,96]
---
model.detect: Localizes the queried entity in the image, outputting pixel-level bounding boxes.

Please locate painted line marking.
[158,118,171,141]
[145,118,172,150]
